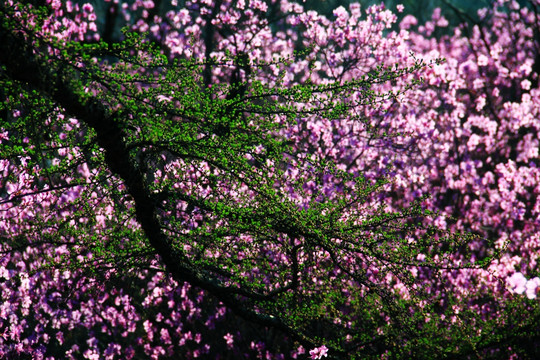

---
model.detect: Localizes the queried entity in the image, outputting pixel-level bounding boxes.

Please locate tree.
[0,0,538,359]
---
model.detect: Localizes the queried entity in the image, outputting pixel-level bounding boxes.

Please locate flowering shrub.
[1,0,540,359]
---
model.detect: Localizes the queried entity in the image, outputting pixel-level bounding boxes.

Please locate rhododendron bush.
[1,0,539,359]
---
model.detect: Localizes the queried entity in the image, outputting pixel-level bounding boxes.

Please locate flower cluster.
[508,272,540,299]
[309,345,329,359]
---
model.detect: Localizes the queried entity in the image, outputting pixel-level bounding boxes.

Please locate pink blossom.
[333,6,348,26]
[47,0,61,10]
[507,272,527,294]
[400,14,417,30]
[309,345,328,359]
[525,277,540,299]
[477,54,489,66]
[223,333,234,348]
[521,79,531,90]
[160,328,172,345]
[249,0,268,12]
[82,3,93,13]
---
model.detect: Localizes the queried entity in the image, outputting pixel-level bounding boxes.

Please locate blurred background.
[74,0,535,38]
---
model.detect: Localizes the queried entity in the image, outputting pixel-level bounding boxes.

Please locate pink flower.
[160,328,171,345]
[48,0,61,10]
[400,15,417,30]
[525,277,540,299]
[82,3,93,13]
[477,54,489,67]
[310,345,328,359]
[521,79,531,90]
[333,6,348,26]
[507,272,527,294]
[249,0,268,12]
[224,333,234,348]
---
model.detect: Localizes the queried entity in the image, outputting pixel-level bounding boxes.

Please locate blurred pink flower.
[224,333,234,349]
[507,272,527,294]
[310,345,328,359]
[525,277,540,299]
